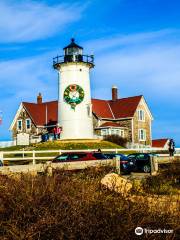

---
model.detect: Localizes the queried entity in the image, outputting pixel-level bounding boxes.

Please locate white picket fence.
[0,148,180,166]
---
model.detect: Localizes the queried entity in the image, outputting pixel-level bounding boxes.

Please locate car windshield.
[127,154,137,159]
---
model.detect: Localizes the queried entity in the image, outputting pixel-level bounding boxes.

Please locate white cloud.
[0,1,84,42]
[84,29,179,54]
[0,52,57,140]
[88,30,180,103]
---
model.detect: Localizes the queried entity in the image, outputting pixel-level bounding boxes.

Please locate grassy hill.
[0,139,123,151]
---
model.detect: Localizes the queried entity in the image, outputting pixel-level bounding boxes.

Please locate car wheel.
[143,165,151,173]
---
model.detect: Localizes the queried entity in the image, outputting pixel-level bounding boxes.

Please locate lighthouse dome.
[63,38,83,56]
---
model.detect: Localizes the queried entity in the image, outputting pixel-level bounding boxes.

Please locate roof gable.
[109,96,142,118]
[23,101,58,126]
[92,96,142,119]
[91,99,113,118]
[152,139,169,148]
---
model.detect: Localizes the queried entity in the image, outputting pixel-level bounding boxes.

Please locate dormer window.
[138,109,145,121]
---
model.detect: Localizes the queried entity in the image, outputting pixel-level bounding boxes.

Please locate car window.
[105,154,115,158]
[92,153,107,159]
[137,154,148,160]
[128,154,136,159]
[56,154,69,161]
[69,153,87,160]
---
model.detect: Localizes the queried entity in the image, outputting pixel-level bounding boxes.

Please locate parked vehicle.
[104,153,134,174]
[52,151,108,163]
[127,153,153,173]
[0,160,3,167]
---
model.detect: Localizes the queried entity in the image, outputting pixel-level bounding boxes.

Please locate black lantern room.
[53,38,94,68]
[63,38,83,62]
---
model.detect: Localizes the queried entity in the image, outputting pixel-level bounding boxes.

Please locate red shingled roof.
[109,96,142,118]
[22,95,142,126]
[152,139,169,148]
[23,101,58,126]
[91,99,113,118]
[92,96,142,119]
[99,122,122,128]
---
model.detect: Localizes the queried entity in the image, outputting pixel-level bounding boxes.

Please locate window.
[137,154,149,160]
[92,153,107,159]
[116,129,120,135]
[111,129,116,135]
[17,120,22,131]
[109,128,124,137]
[101,129,107,136]
[56,154,69,161]
[119,130,124,137]
[69,153,86,160]
[138,129,146,141]
[26,119,31,130]
[138,110,145,121]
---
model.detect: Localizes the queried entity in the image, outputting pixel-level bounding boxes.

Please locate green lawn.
[0,140,124,151]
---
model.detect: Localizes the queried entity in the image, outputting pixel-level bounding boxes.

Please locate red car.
[52,152,107,162]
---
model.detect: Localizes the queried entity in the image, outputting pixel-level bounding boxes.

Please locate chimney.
[37,93,42,104]
[112,85,118,101]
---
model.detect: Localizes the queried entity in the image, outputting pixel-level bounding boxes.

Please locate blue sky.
[0,0,180,146]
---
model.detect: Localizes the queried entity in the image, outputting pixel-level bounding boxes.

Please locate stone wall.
[116,119,132,142]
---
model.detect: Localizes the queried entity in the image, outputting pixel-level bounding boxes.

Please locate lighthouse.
[53,39,94,139]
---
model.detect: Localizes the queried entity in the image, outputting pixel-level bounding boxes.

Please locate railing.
[0,148,180,166]
[53,54,94,67]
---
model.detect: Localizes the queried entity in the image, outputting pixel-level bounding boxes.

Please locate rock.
[101,173,132,195]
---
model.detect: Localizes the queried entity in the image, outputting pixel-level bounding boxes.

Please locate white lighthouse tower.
[53,39,94,139]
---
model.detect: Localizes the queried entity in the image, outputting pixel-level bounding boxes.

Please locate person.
[56,126,62,139]
[168,139,175,156]
[53,127,57,140]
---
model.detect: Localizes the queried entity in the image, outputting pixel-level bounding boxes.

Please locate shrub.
[0,167,179,239]
[142,162,180,195]
[104,135,128,147]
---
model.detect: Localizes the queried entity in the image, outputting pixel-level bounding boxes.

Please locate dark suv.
[104,153,133,174]
[0,160,3,167]
[127,153,153,173]
[52,152,107,163]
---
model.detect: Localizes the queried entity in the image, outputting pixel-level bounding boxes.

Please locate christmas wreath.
[64,84,84,110]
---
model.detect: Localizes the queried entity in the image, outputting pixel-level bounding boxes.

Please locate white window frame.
[17,119,22,131]
[138,109,145,121]
[138,129,146,141]
[26,119,31,130]
[119,129,124,138]
[111,129,116,135]
[101,129,107,136]
[109,128,124,137]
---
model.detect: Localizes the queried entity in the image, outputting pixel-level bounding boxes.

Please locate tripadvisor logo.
[135,227,143,235]
[135,227,173,235]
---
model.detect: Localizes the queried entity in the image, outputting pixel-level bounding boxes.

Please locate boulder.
[101,173,132,195]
